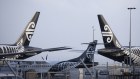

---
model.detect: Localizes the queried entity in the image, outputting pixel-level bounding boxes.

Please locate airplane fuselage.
[98,47,140,65]
[0,45,24,58]
[0,45,23,53]
[0,45,42,59]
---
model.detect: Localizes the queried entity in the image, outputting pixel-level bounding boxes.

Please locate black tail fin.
[68,40,97,63]
[80,40,97,63]
[98,15,122,48]
[14,12,40,46]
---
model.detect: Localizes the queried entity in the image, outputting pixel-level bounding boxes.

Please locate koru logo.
[86,53,92,59]
[102,25,113,43]
[86,46,94,59]
[26,22,35,41]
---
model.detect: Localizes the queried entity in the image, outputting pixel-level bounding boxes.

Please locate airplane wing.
[0,47,71,58]
[39,47,72,52]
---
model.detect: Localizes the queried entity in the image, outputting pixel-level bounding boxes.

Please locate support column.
[79,68,84,79]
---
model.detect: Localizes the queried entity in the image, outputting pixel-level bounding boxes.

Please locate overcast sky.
[0,0,140,65]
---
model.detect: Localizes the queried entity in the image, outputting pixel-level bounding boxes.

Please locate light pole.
[92,26,94,68]
[92,26,95,78]
[92,26,95,64]
[92,26,94,42]
[127,7,136,67]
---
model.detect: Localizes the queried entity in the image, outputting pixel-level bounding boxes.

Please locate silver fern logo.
[26,22,35,41]
[102,25,113,43]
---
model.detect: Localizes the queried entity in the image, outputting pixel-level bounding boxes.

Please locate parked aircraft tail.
[14,12,40,46]
[81,40,97,63]
[69,40,97,64]
[98,15,122,48]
